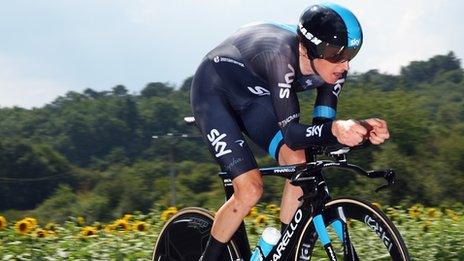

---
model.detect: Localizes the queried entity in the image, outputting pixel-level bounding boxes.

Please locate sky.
[0,0,463,108]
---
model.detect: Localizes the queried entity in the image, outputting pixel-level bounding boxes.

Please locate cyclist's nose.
[341,60,349,71]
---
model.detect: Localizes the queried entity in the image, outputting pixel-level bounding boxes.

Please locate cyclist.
[190,3,390,260]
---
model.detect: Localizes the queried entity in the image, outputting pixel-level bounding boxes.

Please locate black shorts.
[190,56,284,179]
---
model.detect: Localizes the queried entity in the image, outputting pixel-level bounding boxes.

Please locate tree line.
[0,52,462,223]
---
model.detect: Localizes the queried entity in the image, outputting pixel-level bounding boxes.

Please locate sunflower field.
[0,204,463,260]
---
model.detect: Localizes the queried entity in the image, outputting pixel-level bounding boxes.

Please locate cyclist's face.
[313,58,349,84]
[298,43,349,84]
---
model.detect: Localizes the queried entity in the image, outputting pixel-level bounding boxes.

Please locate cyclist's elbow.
[282,129,303,151]
[284,139,299,151]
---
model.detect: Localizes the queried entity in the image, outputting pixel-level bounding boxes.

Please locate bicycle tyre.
[152,207,242,261]
[294,197,410,261]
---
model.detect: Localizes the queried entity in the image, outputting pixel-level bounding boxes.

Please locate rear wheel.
[152,207,242,261]
[294,197,410,260]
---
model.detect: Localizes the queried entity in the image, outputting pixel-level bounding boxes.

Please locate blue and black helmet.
[297,3,363,62]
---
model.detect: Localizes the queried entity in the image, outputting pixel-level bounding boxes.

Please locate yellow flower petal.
[0,216,7,229]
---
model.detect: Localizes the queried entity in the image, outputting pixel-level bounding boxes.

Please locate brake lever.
[374,169,395,193]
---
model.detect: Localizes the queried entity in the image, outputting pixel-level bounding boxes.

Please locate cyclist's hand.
[332,119,367,147]
[360,118,390,145]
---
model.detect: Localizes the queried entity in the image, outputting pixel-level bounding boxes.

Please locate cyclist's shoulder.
[228,22,299,55]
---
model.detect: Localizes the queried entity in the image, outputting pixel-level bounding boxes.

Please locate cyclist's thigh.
[191,60,257,179]
[237,96,285,161]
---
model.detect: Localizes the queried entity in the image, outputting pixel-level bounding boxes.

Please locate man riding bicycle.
[190,3,390,260]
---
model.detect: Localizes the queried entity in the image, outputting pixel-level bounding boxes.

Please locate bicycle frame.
[217,149,395,261]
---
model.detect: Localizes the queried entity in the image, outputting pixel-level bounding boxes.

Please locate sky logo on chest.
[296,74,325,91]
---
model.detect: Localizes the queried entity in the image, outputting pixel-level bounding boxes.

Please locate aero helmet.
[297,3,363,62]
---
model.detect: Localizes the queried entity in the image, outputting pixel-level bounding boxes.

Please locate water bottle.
[250,227,281,261]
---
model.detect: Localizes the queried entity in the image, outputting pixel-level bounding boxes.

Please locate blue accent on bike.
[314,214,331,246]
[313,106,336,119]
[331,220,344,241]
[321,3,362,47]
[269,22,298,34]
[268,130,283,159]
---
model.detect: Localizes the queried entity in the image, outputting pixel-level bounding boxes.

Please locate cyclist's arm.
[312,73,346,125]
[257,51,338,150]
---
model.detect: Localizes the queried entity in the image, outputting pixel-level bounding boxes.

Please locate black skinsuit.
[190,23,345,178]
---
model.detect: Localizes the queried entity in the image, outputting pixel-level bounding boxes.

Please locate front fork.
[304,171,358,261]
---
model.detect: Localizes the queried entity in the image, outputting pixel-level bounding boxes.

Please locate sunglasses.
[315,42,361,63]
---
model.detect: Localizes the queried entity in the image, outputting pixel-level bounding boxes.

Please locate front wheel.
[294,197,410,260]
[152,207,242,261]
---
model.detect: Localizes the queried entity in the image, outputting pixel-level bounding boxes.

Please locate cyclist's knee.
[232,170,263,209]
[236,186,262,210]
[278,144,306,165]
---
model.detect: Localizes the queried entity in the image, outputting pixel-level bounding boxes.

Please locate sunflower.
[81,226,98,237]
[113,219,131,231]
[386,207,399,221]
[34,229,49,238]
[45,222,57,231]
[246,207,258,218]
[161,208,178,221]
[123,214,133,221]
[76,216,85,226]
[422,220,433,232]
[255,214,268,227]
[408,205,422,219]
[0,216,7,229]
[451,214,460,222]
[386,207,395,216]
[445,208,455,216]
[445,209,460,222]
[372,202,381,210]
[46,230,57,237]
[24,217,38,230]
[133,221,149,232]
[266,204,280,216]
[104,224,115,233]
[426,208,439,219]
[15,219,32,235]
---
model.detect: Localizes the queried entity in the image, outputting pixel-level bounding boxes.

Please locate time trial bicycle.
[152,144,410,261]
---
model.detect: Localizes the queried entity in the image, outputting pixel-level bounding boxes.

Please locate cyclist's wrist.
[324,121,338,145]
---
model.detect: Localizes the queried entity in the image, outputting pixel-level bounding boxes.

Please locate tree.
[112,85,128,96]
[400,52,461,87]
[84,88,104,99]
[180,76,194,92]
[0,139,74,210]
[141,82,173,98]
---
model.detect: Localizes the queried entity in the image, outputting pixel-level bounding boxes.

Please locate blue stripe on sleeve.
[268,131,283,159]
[313,106,336,119]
